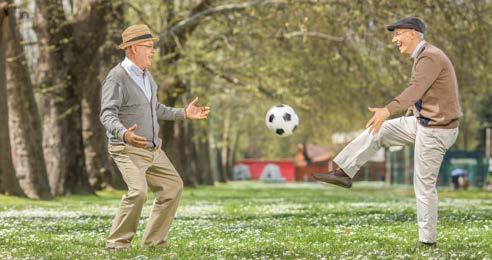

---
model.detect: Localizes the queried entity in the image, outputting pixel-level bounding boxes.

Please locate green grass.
[0,182,491,259]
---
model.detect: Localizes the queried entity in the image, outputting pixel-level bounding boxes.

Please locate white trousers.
[334,116,458,243]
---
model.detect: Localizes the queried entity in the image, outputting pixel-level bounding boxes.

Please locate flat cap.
[387,17,426,33]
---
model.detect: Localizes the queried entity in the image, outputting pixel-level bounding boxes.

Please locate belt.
[144,145,159,152]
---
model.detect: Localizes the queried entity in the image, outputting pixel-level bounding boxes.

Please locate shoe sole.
[312,174,352,188]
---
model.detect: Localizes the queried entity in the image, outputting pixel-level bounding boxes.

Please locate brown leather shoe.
[312,168,352,188]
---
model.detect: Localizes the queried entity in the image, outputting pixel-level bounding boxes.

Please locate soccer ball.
[265,104,299,137]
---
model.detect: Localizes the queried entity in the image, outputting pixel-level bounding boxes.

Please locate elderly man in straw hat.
[100,24,210,249]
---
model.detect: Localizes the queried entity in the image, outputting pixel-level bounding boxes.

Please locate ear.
[411,30,418,39]
[124,46,134,56]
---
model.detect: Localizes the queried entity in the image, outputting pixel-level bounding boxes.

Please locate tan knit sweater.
[386,43,462,129]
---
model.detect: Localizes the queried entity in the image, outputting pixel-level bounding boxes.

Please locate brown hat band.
[126,34,154,43]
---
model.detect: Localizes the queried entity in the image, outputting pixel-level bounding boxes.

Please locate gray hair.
[417,32,425,40]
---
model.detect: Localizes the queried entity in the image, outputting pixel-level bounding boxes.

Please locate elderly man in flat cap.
[313,17,461,247]
[100,24,210,249]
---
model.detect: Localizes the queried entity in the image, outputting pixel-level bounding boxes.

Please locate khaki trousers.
[106,144,183,248]
[334,116,458,243]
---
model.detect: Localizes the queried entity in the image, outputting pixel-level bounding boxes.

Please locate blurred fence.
[385,147,488,187]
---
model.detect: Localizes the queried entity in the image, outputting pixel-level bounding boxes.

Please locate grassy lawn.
[0,181,491,259]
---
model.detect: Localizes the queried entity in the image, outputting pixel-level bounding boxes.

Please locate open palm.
[185,97,210,120]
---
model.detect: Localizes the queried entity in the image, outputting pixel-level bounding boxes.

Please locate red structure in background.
[234,143,387,183]
[233,144,333,182]
[234,160,295,181]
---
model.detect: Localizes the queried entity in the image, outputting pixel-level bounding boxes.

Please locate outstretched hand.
[185,97,210,120]
[123,124,148,148]
[366,107,390,135]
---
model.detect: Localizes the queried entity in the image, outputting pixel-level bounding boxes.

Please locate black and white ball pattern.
[265,104,299,137]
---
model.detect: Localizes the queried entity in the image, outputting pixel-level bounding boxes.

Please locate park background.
[0,0,491,258]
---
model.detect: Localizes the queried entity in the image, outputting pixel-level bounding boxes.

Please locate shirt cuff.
[385,101,400,115]
[117,127,127,143]
[175,108,186,120]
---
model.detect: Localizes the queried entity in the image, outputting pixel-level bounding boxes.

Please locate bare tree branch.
[159,0,343,63]
[190,0,213,15]
[280,31,344,41]
[159,0,216,64]
[159,0,285,52]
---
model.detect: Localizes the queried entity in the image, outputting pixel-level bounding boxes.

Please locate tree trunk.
[80,3,126,190]
[184,120,199,185]
[219,110,231,182]
[0,10,5,194]
[216,147,227,182]
[207,125,222,182]
[192,137,204,184]
[32,0,115,195]
[0,2,24,196]
[197,132,214,185]
[227,130,240,180]
[0,1,5,194]
[172,120,197,187]
[3,3,52,199]
[81,45,125,190]
[35,53,92,195]
[158,77,192,185]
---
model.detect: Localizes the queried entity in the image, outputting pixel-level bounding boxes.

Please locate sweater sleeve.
[147,71,186,121]
[156,103,186,121]
[385,56,442,115]
[100,79,127,142]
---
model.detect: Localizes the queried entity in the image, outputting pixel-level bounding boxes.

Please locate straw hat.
[118,24,159,49]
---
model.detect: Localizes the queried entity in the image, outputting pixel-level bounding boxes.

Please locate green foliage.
[478,87,492,128]
[0,182,491,258]
[123,0,491,158]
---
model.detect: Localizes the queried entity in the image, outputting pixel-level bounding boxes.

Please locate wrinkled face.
[391,28,418,55]
[128,40,155,70]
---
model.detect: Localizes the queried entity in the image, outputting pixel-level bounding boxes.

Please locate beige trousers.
[106,144,183,248]
[334,116,458,243]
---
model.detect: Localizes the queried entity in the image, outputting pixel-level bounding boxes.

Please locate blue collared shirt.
[411,40,426,59]
[121,57,152,101]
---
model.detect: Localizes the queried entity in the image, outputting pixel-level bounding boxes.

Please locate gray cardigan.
[100,64,185,147]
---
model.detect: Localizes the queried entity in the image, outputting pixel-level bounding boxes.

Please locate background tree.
[32,0,124,195]
[0,1,24,196]
[2,0,51,199]
[1,0,490,198]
